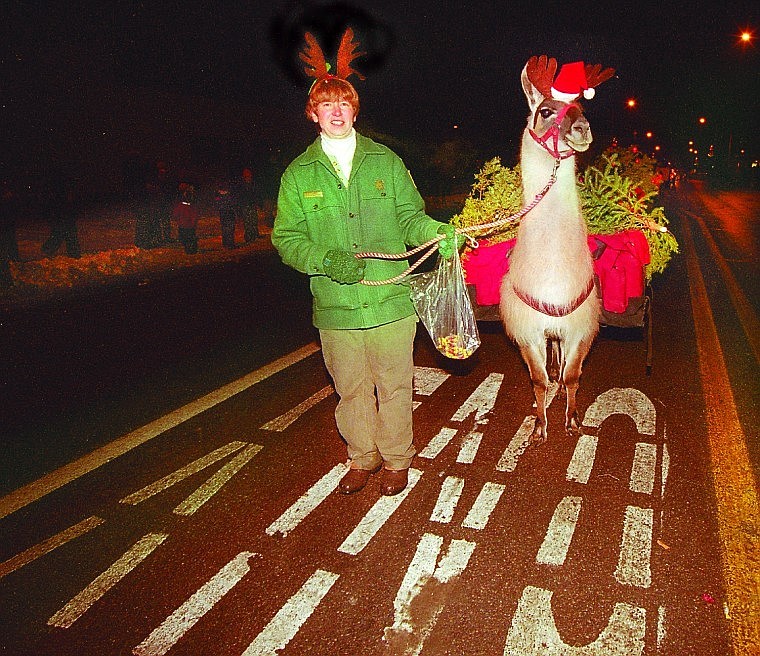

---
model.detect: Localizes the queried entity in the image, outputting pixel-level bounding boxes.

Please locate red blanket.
[462,230,649,313]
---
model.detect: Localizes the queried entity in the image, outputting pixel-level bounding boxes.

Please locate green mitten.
[323,249,366,283]
[437,223,462,259]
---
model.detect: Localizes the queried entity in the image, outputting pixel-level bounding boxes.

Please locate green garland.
[451,147,679,280]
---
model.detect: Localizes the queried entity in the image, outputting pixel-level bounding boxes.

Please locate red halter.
[528,103,579,160]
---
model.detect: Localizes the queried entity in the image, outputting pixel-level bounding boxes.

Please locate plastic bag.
[409,248,480,359]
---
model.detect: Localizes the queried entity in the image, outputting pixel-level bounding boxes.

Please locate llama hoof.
[565,414,581,437]
[528,420,547,447]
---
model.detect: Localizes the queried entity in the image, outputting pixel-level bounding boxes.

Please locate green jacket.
[273,133,443,330]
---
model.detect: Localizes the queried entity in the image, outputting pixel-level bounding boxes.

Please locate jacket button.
[313,204,318,210]
[362,303,369,308]
[352,243,358,249]
[337,183,342,189]
[349,212,355,218]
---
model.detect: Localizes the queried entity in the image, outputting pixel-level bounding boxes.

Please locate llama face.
[531,99,593,153]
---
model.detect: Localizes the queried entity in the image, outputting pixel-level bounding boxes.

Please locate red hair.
[305,77,360,120]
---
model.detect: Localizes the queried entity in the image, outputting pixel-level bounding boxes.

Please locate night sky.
[2,0,758,193]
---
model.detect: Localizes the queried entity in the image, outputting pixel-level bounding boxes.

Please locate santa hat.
[551,61,596,101]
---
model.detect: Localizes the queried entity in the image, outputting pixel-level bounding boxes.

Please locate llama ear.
[521,63,545,111]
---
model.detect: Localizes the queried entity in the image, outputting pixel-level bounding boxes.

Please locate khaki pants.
[320,315,417,470]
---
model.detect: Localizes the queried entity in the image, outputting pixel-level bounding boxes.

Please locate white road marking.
[241,569,339,656]
[462,482,505,530]
[657,605,666,652]
[583,388,656,436]
[615,506,653,588]
[133,551,258,656]
[536,497,582,566]
[48,532,169,629]
[496,416,534,472]
[430,476,465,524]
[120,441,248,506]
[337,469,423,555]
[629,442,657,495]
[413,366,450,396]
[504,585,646,655]
[661,440,670,500]
[566,433,599,484]
[260,386,333,431]
[418,427,458,459]
[265,464,346,537]
[383,533,475,656]
[0,342,320,521]
[457,430,483,463]
[0,515,104,579]
[450,372,503,423]
[173,444,263,516]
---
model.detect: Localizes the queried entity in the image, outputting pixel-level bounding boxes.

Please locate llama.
[499,55,614,446]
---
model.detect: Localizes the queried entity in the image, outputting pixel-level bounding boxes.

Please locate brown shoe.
[338,464,381,494]
[381,468,409,496]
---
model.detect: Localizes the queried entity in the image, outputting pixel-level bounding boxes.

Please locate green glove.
[323,249,366,283]
[437,223,462,259]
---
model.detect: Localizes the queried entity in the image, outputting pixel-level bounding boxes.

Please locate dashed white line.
[430,476,465,524]
[133,551,258,656]
[536,497,582,566]
[462,482,505,530]
[418,427,458,459]
[449,372,503,423]
[265,464,346,537]
[0,515,104,579]
[337,469,423,555]
[241,569,339,656]
[48,532,169,629]
[260,386,333,431]
[496,416,535,472]
[456,430,483,464]
[413,366,450,396]
[566,433,599,484]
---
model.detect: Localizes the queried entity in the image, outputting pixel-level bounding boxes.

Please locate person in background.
[173,183,199,254]
[41,173,81,259]
[215,178,237,249]
[0,176,21,287]
[234,167,261,243]
[271,29,459,497]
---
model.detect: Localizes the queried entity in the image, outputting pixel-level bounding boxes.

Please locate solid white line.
[265,464,346,537]
[629,442,657,495]
[241,569,339,656]
[0,342,321,521]
[615,505,653,588]
[337,469,422,555]
[260,386,333,431]
[430,476,464,524]
[462,481,505,531]
[457,430,483,464]
[174,444,263,516]
[565,433,598,484]
[133,551,258,656]
[120,441,247,505]
[48,532,169,628]
[535,497,582,566]
[418,427,458,459]
[0,515,104,579]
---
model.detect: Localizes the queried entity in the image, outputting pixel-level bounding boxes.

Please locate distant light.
[453,125,459,129]
[655,145,661,151]
[698,117,706,124]
[626,98,636,108]
[646,131,653,138]
[739,29,753,44]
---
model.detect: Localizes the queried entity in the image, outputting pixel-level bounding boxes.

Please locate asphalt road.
[0,183,757,655]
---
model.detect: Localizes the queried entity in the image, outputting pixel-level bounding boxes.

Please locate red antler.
[584,63,615,88]
[335,28,366,81]
[299,32,329,80]
[525,55,557,98]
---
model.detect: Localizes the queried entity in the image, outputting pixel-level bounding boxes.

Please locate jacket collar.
[299,132,384,170]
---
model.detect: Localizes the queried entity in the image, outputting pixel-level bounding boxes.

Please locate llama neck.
[520,129,578,203]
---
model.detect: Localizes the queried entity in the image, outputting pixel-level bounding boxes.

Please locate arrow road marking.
[629,442,657,495]
[260,386,333,432]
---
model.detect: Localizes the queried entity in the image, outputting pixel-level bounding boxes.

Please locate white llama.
[500,55,614,446]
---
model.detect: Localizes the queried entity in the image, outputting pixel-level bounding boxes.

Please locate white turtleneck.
[320,128,357,185]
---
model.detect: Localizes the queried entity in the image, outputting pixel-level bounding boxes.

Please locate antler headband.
[299,28,366,84]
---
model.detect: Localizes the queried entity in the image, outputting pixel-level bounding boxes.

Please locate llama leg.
[560,339,592,436]
[519,341,550,446]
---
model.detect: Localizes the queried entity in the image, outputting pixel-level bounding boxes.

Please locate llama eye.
[539,108,554,119]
